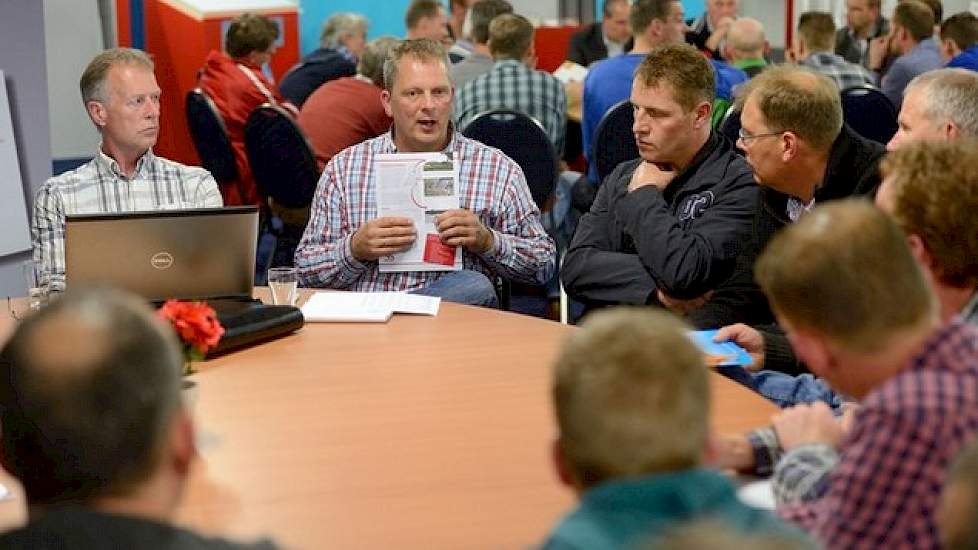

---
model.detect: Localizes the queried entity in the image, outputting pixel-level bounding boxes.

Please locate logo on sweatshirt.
[679,191,715,221]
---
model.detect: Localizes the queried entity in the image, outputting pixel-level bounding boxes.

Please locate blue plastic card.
[687,329,754,368]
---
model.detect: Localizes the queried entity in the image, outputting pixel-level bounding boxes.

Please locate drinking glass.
[267,267,298,306]
[22,260,46,311]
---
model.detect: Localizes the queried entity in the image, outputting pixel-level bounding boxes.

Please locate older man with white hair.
[723,17,768,77]
[280,12,368,106]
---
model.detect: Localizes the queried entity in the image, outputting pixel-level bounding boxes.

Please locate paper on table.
[301,292,440,323]
[687,329,754,368]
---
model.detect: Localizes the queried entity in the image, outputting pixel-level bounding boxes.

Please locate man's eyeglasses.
[737,128,785,143]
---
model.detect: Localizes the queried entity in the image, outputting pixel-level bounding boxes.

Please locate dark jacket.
[0,507,279,550]
[685,15,722,59]
[748,124,885,375]
[279,47,356,107]
[562,132,772,327]
[835,16,889,68]
[567,23,633,67]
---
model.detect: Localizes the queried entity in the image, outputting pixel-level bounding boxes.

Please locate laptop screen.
[64,206,259,302]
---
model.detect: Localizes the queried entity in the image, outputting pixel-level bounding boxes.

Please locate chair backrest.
[840,85,898,145]
[718,107,742,149]
[462,108,558,209]
[185,89,239,185]
[243,104,320,209]
[592,100,638,184]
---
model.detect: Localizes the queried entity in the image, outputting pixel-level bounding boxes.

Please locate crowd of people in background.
[12,0,978,548]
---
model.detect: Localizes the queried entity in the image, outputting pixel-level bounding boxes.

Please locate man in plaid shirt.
[454,13,567,155]
[32,49,223,294]
[794,12,876,91]
[745,198,978,550]
[295,39,555,306]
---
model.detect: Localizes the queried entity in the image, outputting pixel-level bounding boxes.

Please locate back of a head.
[226,13,279,58]
[736,64,843,152]
[79,48,154,106]
[912,0,943,23]
[893,1,936,43]
[358,36,401,87]
[488,13,533,61]
[797,11,836,53]
[552,308,708,489]
[906,68,978,139]
[727,17,766,56]
[383,38,450,91]
[630,0,674,37]
[0,288,183,505]
[635,43,716,112]
[405,0,443,31]
[942,438,978,549]
[320,13,368,49]
[940,12,978,51]
[880,139,978,289]
[469,0,513,45]
[755,200,934,354]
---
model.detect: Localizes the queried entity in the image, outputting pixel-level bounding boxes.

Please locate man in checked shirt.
[295,39,555,306]
[728,197,978,549]
[31,48,223,293]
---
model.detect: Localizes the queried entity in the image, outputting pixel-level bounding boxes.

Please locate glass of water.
[23,260,46,311]
[267,267,298,306]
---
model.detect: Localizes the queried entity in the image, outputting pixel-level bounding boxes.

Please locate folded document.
[301,292,440,322]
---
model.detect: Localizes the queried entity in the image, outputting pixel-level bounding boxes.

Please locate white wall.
[43,0,104,161]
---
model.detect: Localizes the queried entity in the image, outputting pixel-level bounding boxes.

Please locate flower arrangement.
[156,300,225,375]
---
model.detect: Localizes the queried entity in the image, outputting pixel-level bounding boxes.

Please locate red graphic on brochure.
[423,234,456,266]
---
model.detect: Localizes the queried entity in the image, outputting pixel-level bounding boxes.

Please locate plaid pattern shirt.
[774,320,978,549]
[799,52,877,91]
[454,60,568,155]
[295,130,556,291]
[31,149,223,292]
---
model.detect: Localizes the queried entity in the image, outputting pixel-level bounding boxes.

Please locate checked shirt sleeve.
[31,183,67,293]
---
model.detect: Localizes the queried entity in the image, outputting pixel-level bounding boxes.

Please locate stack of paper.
[300,292,441,323]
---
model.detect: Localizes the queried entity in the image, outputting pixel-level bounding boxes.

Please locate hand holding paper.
[351,217,417,261]
[435,209,493,253]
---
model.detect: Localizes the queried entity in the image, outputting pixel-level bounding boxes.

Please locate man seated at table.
[449,0,513,88]
[298,37,399,168]
[726,199,978,549]
[455,13,567,156]
[279,12,368,107]
[940,12,978,71]
[0,288,277,549]
[686,0,739,59]
[563,43,766,328]
[540,308,798,550]
[792,12,876,90]
[566,0,632,67]
[199,12,298,207]
[32,48,222,295]
[295,39,555,307]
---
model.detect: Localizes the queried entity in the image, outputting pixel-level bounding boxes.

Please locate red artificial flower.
[157,300,225,356]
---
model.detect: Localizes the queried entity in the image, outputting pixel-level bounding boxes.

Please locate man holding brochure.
[295,39,555,307]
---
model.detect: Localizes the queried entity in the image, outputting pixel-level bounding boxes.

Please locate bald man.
[723,17,769,77]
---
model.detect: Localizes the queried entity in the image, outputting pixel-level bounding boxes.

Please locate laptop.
[65,206,304,353]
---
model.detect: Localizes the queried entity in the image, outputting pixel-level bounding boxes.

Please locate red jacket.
[198,50,298,206]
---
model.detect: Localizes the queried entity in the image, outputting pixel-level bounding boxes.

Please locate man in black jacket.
[562,43,768,328]
[566,0,632,66]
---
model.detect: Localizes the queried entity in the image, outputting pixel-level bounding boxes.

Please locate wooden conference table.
[0,292,777,549]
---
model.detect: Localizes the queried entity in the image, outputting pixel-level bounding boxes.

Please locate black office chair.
[462,108,558,211]
[719,107,743,152]
[185,89,239,189]
[243,103,320,210]
[841,85,898,145]
[591,100,638,185]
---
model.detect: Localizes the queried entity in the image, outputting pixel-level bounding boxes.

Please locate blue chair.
[185,89,240,192]
[591,100,638,185]
[841,85,898,145]
[719,107,742,149]
[462,108,558,210]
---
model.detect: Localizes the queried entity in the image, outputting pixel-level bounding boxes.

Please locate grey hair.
[382,38,452,91]
[358,37,401,87]
[907,68,978,138]
[80,48,154,105]
[320,13,368,49]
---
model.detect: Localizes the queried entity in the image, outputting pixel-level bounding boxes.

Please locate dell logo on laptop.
[151,252,174,270]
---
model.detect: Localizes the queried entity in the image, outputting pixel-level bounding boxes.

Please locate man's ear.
[787,326,836,379]
[168,407,197,478]
[944,121,960,141]
[701,430,721,467]
[693,101,712,129]
[780,131,799,162]
[380,89,393,118]
[87,100,107,128]
[906,233,936,272]
[552,437,577,489]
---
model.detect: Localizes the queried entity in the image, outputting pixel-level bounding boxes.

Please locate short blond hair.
[488,13,533,60]
[553,308,707,488]
[880,139,978,289]
[80,48,154,104]
[634,43,716,112]
[755,200,934,353]
[736,64,843,151]
[382,38,450,91]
